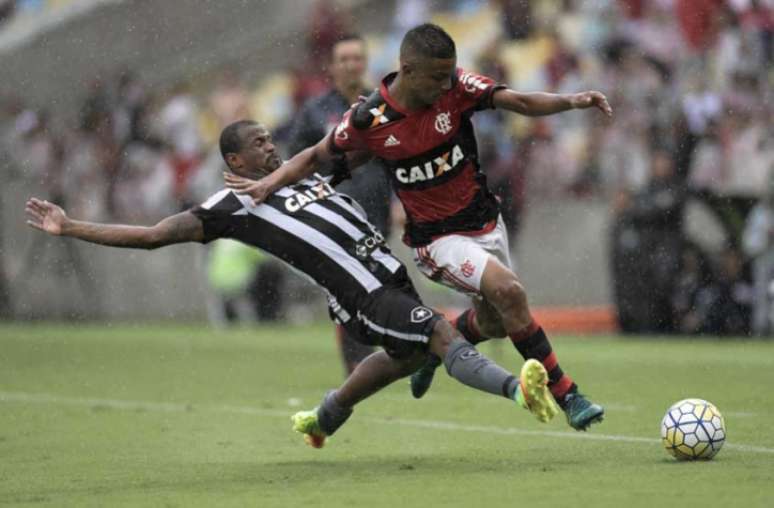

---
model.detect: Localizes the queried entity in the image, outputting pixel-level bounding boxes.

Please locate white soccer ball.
[661,398,726,460]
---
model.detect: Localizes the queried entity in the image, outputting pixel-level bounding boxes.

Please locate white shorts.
[413,215,512,297]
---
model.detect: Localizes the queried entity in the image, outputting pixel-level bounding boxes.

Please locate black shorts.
[330,281,441,359]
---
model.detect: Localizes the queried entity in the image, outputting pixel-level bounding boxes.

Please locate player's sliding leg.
[479,257,604,431]
[293,349,424,447]
[428,319,557,423]
[293,319,558,448]
[410,300,501,398]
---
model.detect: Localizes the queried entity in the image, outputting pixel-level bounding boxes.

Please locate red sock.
[509,319,576,405]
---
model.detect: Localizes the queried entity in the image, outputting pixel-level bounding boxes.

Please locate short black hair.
[400,23,456,60]
[219,120,257,162]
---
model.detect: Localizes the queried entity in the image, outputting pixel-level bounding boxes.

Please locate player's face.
[405,56,456,106]
[330,39,367,88]
[235,125,282,177]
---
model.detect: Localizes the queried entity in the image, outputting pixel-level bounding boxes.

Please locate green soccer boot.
[410,354,442,399]
[562,392,604,431]
[291,409,327,448]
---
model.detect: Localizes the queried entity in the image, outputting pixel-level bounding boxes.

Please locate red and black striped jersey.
[329,68,505,247]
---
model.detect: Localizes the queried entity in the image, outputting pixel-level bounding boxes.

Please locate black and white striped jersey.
[190,174,406,316]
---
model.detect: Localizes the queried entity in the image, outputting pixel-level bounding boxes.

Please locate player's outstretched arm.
[493,88,612,117]
[224,132,371,205]
[25,197,204,249]
[224,139,326,205]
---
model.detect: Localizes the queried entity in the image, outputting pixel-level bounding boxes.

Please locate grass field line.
[377,393,759,418]
[2,390,773,455]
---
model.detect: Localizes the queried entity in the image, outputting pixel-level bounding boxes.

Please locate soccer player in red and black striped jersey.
[226,24,612,430]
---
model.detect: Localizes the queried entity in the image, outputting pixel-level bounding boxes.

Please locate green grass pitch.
[1,322,773,507]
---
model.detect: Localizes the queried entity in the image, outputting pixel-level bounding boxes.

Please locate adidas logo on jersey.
[384,134,400,147]
[395,144,465,184]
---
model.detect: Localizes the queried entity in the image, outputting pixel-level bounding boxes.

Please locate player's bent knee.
[491,279,528,313]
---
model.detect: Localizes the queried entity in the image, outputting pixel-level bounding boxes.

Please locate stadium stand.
[2,0,772,335]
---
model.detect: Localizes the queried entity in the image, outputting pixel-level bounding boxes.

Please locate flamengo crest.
[434,111,452,134]
[460,259,475,278]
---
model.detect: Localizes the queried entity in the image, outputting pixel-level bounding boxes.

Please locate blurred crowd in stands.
[1,0,772,335]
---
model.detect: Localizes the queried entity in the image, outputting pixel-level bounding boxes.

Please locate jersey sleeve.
[189,189,246,243]
[456,68,507,112]
[328,108,368,154]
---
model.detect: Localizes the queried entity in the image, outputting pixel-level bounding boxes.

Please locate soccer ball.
[661,398,726,460]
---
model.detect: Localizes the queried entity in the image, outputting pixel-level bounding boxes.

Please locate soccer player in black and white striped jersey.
[25,120,559,447]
